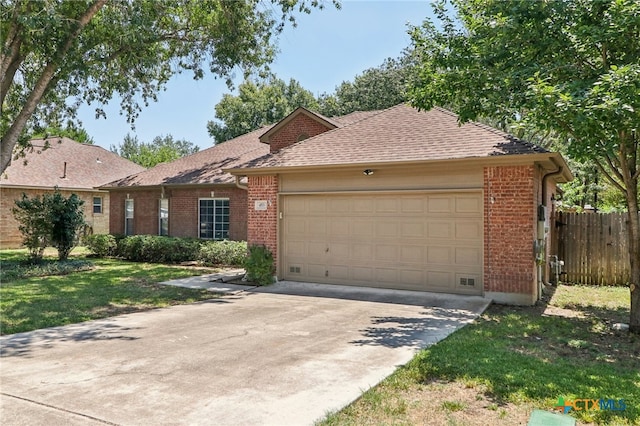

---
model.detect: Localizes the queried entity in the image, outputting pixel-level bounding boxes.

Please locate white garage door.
[281,192,483,295]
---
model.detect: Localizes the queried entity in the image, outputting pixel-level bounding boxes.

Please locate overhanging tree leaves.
[1,0,337,173]
[409,0,640,332]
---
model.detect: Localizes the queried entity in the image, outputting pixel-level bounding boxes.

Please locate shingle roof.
[104,126,272,187]
[1,137,144,189]
[236,104,548,170]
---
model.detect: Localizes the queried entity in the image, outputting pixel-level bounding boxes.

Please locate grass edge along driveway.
[1,250,221,335]
[319,285,639,426]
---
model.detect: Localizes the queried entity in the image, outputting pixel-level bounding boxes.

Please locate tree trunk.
[627,192,640,334]
[0,0,107,174]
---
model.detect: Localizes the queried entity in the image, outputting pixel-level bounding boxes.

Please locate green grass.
[320,285,639,425]
[1,249,220,335]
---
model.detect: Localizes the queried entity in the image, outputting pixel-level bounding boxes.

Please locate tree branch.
[1,0,108,173]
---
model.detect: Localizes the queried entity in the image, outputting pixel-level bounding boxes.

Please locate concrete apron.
[0,281,490,426]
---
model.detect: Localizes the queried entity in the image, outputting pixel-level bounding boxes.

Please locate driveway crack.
[1,392,119,425]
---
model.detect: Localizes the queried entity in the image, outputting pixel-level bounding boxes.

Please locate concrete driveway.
[0,281,490,425]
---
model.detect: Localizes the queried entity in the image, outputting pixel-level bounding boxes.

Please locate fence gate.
[553,212,632,285]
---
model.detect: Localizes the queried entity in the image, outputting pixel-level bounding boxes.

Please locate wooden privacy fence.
[552,211,634,285]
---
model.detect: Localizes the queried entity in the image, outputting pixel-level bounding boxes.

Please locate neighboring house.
[0,137,144,249]
[225,104,573,305]
[101,109,377,241]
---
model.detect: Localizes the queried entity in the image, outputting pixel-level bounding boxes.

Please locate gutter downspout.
[235,175,248,191]
[537,161,564,300]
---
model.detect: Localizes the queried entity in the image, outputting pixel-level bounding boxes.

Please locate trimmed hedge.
[84,234,247,266]
[199,240,247,266]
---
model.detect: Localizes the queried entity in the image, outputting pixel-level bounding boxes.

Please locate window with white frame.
[125,199,134,235]
[93,196,103,214]
[199,198,229,240]
[159,198,169,236]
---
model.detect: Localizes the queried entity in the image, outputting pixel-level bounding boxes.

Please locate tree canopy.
[318,53,415,117]
[110,134,199,168]
[207,77,319,143]
[1,0,336,173]
[208,51,416,143]
[409,0,640,332]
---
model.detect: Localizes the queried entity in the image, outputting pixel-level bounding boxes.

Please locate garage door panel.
[426,270,453,288]
[376,221,398,237]
[427,246,452,264]
[282,192,482,295]
[400,246,424,262]
[352,244,373,259]
[455,247,482,266]
[353,198,374,212]
[401,197,425,213]
[427,196,452,213]
[428,222,452,238]
[352,220,374,237]
[308,242,327,257]
[455,221,482,240]
[456,196,482,214]
[401,222,425,238]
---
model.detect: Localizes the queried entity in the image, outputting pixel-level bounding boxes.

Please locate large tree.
[207,77,319,143]
[0,0,336,173]
[110,134,199,168]
[318,53,416,117]
[409,0,640,332]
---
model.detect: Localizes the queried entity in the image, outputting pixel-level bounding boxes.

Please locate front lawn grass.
[1,249,220,335]
[320,285,639,426]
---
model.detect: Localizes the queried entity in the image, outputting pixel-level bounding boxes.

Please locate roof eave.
[225,152,573,183]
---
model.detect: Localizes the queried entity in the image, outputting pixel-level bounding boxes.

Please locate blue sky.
[79,1,434,151]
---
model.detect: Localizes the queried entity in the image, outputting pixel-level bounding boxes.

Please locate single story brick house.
[225,104,573,305]
[101,110,377,241]
[0,137,144,248]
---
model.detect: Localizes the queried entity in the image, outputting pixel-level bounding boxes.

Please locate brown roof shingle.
[236,104,548,170]
[1,137,145,189]
[104,126,272,187]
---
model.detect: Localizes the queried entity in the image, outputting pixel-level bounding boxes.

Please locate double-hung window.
[159,199,169,236]
[93,197,103,214]
[199,198,229,240]
[124,199,134,235]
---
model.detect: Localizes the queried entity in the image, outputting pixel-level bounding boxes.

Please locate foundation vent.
[289,266,301,274]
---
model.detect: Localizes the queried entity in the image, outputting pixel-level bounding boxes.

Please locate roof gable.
[259,107,339,147]
[1,137,144,189]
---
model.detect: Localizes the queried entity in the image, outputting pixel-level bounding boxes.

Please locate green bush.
[244,244,275,286]
[84,234,117,257]
[199,240,247,266]
[117,235,201,263]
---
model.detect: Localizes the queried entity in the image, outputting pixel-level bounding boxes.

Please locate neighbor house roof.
[103,126,273,188]
[230,104,551,171]
[1,137,145,190]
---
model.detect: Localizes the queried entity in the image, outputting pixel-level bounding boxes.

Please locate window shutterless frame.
[198,198,230,240]
[159,198,169,236]
[124,199,134,235]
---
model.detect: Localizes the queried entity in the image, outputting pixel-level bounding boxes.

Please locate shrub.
[117,235,201,263]
[84,234,117,257]
[0,259,94,282]
[11,189,85,261]
[244,244,275,286]
[199,240,247,266]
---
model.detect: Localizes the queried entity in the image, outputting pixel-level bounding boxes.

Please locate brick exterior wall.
[484,165,538,300]
[268,114,333,153]
[0,187,109,249]
[108,186,248,240]
[246,175,279,263]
